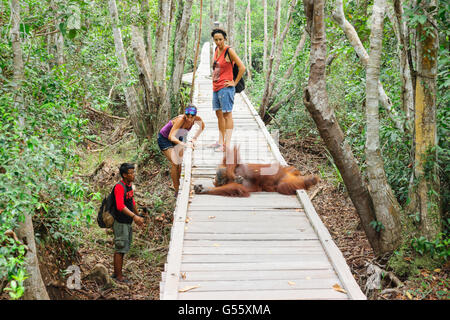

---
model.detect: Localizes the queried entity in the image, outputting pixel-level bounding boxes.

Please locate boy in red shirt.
[112,163,144,283]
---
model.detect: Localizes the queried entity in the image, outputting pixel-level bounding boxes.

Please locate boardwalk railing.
[160,43,366,300]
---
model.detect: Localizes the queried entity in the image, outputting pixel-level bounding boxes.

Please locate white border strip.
[161,73,200,300]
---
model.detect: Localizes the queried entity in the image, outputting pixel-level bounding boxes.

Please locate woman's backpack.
[225,47,245,93]
[97,182,125,228]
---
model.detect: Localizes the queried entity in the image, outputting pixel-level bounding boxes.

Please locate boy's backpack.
[215,46,245,93]
[97,182,125,228]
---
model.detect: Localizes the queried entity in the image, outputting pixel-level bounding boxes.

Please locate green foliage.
[0,1,104,298]
[370,220,385,233]
[411,233,450,260]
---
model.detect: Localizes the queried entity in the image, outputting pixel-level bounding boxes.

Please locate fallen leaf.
[288,281,296,286]
[434,268,441,273]
[305,276,311,280]
[213,243,220,247]
[180,272,186,280]
[208,216,216,219]
[332,284,347,294]
[179,285,200,292]
[405,291,413,300]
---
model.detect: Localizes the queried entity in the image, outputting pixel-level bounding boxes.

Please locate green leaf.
[68,29,77,39]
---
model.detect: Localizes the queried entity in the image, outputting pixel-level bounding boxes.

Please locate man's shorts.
[113,220,133,254]
[213,86,235,113]
[157,133,184,151]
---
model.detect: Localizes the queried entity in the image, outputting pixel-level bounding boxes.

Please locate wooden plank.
[178,289,348,300]
[187,208,305,215]
[297,190,366,300]
[182,246,324,255]
[185,219,313,229]
[187,208,305,214]
[188,198,299,207]
[180,261,332,271]
[177,278,343,292]
[183,239,321,247]
[185,214,309,223]
[182,253,328,263]
[184,222,313,234]
[184,232,318,240]
[172,269,337,281]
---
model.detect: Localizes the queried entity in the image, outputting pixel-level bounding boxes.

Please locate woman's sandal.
[214,144,225,152]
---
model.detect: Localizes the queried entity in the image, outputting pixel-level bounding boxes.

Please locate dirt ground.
[17,108,447,301]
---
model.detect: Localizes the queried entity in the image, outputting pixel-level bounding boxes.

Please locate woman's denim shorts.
[213,86,235,113]
[157,133,184,151]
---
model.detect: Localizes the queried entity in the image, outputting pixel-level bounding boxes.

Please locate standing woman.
[211,28,246,152]
[157,104,205,196]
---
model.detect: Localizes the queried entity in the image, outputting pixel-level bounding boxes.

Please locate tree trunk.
[130,26,156,137]
[259,0,281,119]
[365,0,402,252]
[10,0,50,299]
[227,0,235,48]
[168,0,194,110]
[244,5,248,69]
[302,0,383,255]
[108,0,148,139]
[389,1,414,129]
[263,31,307,124]
[190,0,203,102]
[247,0,252,81]
[210,0,214,75]
[331,0,405,133]
[260,0,297,120]
[408,0,441,240]
[140,0,154,71]
[263,0,268,76]
[16,215,50,300]
[51,0,65,67]
[218,1,223,25]
[10,0,23,88]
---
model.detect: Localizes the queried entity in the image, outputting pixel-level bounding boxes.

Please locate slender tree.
[331,0,405,132]
[408,0,441,240]
[10,0,50,299]
[302,0,389,255]
[190,0,203,102]
[387,0,414,128]
[227,0,235,48]
[259,0,299,122]
[247,0,252,81]
[263,0,268,76]
[365,0,402,252]
[108,0,148,139]
[259,0,281,119]
[210,0,214,75]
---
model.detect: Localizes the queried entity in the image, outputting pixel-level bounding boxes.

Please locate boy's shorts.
[213,86,235,113]
[113,220,133,254]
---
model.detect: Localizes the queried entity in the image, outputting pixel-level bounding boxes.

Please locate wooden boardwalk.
[160,43,366,300]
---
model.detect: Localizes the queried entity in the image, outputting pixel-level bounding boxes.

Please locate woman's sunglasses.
[213,60,217,70]
[185,107,197,116]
